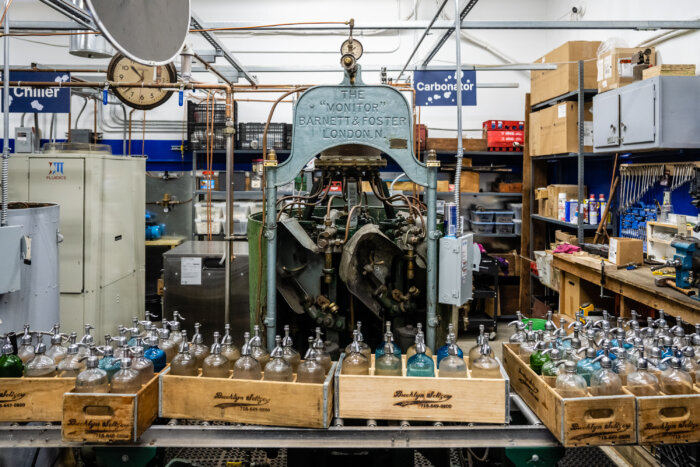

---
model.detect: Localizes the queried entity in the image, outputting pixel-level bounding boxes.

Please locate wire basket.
[237,122,291,150]
[187,101,237,151]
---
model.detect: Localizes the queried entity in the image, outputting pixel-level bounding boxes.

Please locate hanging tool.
[594,175,619,244]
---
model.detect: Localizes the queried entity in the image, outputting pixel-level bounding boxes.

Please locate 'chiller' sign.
[413,70,476,107]
[0,71,71,113]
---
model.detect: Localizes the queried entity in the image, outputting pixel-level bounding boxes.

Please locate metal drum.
[0,203,60,334]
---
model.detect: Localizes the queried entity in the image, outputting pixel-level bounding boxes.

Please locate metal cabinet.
[163,240,250,337]
[593,76,700,152]
[8,149,145,336]
[592,89,620,149]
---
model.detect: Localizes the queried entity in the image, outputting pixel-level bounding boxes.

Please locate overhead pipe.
[9,19,700,31]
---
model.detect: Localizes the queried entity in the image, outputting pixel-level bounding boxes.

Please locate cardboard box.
[530,41,601,105]
[555,229,578,246]
[597,47,656,93]
[530,102,593,156]
[459,171,480,193]
[608,237,643,266]
[534,187,549,200]
[546,185,587,218]
[494,250,520,277]
[643,64,696,80]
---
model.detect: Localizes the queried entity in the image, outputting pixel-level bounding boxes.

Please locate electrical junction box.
[438,233,474,306]
[14,127,34,153]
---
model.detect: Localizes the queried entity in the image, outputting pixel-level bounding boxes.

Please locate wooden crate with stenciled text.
[0,377,74,422]
[503,343,636,447]
[335,355,508,423]
[159,364,335,428]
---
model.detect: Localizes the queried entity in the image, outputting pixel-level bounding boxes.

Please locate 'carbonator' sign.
[413,70,476,106]
[0,71,71,113]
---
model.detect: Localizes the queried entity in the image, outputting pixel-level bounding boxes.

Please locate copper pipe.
[325,194,342,219]
[0,81,230,91]
[11,67,106,73]
[343,204,363,243]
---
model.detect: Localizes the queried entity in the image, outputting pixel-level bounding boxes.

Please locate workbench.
[552,253,700,323]
[145,235,187,248]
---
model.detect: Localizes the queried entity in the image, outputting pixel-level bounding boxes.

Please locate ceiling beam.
[190,12,257,86]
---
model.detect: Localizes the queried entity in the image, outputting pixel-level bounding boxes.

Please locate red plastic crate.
[482,120,524,131]
[486,130,524,146]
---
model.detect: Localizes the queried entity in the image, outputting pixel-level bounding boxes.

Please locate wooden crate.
[335,355,509,424]
[643,64,696,79]
[62,371,161,442]
[0,376,75,422]
[159,364,336,428]
[625,387,700,444]
[502,343,636,446]
[426,138,487,152]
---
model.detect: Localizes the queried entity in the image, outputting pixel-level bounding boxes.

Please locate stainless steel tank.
[0,203,60,334]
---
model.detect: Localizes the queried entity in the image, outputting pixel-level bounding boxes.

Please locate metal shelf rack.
[531,214,608,230]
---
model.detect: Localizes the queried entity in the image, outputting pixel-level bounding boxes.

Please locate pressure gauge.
[340,38,363,60]
[107,53,177,110]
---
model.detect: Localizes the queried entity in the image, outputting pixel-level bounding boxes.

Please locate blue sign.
[1,71,71,113]
[413,69,476,107]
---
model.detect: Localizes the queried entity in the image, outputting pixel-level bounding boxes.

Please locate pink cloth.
[553,243,581,254]
[477,243,486,254]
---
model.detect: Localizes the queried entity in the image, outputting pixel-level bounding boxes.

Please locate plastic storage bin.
[470,211,494,222]
[494,211,515,223]
[495,222,515,234]
[508,203,523,220]
[470,220,495,234]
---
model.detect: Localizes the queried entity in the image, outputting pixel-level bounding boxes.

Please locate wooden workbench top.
[552,253,700,322]
[145,235,186,248]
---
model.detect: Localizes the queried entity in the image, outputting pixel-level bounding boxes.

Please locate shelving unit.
[521,60,616,312]
[530,214,609,230]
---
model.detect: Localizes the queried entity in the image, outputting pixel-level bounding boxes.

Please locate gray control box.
[14,127,34,153]
[438,233,473,306]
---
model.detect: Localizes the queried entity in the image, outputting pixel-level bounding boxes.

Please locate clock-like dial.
[107,53,177,110]
[341,38,363,60]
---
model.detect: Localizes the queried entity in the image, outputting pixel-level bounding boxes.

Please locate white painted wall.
[1,0,697,145]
